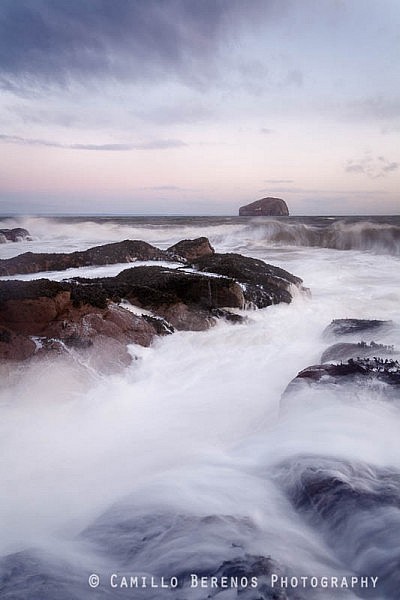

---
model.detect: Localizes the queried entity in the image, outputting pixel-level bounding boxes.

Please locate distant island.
[239,197,289,216]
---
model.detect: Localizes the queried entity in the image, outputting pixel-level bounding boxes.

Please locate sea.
[0,214,400,599]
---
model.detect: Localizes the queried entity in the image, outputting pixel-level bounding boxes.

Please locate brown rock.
[0,327,36,360]
[0,279,162,370]
[167,237,215,261]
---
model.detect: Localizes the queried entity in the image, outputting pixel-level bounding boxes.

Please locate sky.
[0,0,399,216]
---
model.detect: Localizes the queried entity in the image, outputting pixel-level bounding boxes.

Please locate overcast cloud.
[0,0,399,214]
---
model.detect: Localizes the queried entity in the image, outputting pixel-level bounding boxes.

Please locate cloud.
[283,68,303,87]
[260,128,275,135]
[0,0,271,92]
[349,96,400,121]
[0,133,186,151]
[345,154,399,179]
[264,178,294,183]
[142,186,186,191]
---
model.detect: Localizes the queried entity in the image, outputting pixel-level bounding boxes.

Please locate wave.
[241,219,400,256]
[1,216,400,258]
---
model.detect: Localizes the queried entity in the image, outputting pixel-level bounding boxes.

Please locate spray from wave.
[1,215,399,258]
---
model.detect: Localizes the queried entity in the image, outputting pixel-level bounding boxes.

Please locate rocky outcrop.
[0,237,217,278]
[282,356,400,405]
[0,239,175,277]
[0,279,164,369]
[167,237,214,261]
[73,266,246,331]
[0,227,31,243]
[293,358,400,385]
[239,197,289,217]
[192,253,304,308]
[0,244,305,368]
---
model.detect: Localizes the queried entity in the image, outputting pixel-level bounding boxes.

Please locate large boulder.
[192,253,304,308]
[167,237,214,261]
[239,197,289,217]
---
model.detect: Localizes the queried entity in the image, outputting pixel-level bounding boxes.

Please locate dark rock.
[73,266,245,331]
[323,318,393,339]
[0,517,300,600]
[0,250,304,365]
[239,197,289,217]
[142,314,175,335]
[83,509,301,599]
[275,455,400,599]
[321,341,398,363]
[0,227,31,242]
[210,308,246,324]
[167,237,215,261]
[192,253,304,308]
[300,357,399,385]
[282,357,400,404]
[0,326,36,360]
[0,550,86,600]
[0,239,175,277]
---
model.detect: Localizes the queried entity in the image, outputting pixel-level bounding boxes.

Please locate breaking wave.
[1,215,399,258]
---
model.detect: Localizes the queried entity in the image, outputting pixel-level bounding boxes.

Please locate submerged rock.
[239,197,289,217]
[83,510,303,599]
[323,318,393,339]
[282,357,400,405]
[275,455,400,599]
[0,227,31,242]
[321,341,398,363]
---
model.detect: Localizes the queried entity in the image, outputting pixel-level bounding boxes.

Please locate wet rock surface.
[0,279,163,369]
[167,236,215,261]
[283,316,400,404]
[321,341,398,363]
[0,239,304,368]
[74,265,245,331]
[0,239,174,277]
[283,357,400,403]
[323,319,394,339]
[275,455,400,599]
[82,510,303,599]
[192,253,303,308]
